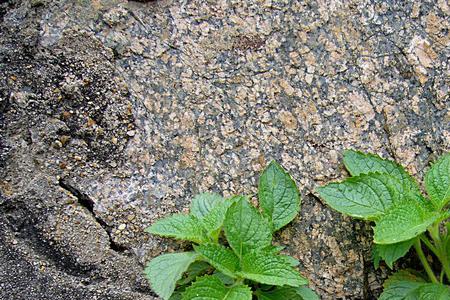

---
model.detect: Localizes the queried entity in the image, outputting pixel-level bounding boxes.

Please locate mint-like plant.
[144,161,319,300]
[317,150,450,298]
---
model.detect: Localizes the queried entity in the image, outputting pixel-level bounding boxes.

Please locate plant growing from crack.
[144,161,319,300]
[318,150,450,298]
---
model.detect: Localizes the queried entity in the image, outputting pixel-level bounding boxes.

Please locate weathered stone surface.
[0,0,449,299]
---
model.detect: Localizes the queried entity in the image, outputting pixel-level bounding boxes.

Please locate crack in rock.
[58,179,129,253]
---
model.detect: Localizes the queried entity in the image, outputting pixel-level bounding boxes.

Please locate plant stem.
[427,222,450,283]
[438,250,450,283]
[429,223,441,243]
[414,238,438,283]
[233,277,244,286]
[420,234,439,257]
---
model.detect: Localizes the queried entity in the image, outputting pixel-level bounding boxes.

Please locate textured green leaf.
[343,150,420,194]
[256,286,301,300]
[425,153,450,210]
[256,286,319,300]
[259,161,301,231]
[190,193,225,218]
[414,283,450,299]
[223,197,272,258]
[212,271,234,285]
[379,281,425,300]
[295,286,321,300]
[281,255,300,267]
[144,252,199,300]
[265,245,285,253]
[264,246,299,266]
[194,244,239,278]
[373,238,415,269]
[380,281,450,300]
[145,214,207,244]
[169,292,183,300]
[317,173,404,220]
[201,197,238,241]
[181,275,252,300]
[374,199,439,244]
[238,250,308,287]
[177,261,211,286]
[379,270,426,300]
[383,270,427,287]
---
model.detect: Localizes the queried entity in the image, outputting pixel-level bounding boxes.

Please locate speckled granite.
[0,0,449,299]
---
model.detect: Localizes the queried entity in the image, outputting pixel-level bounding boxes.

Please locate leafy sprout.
[318,150,450,298]
[144,161,319,300]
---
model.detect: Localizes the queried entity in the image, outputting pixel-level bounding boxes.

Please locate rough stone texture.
[0,0,449,299]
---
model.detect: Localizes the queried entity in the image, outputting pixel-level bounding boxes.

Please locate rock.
[1,0,449,299]
[279,110,298,131]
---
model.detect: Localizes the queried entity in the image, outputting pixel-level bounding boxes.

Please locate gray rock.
[1,0,449,299]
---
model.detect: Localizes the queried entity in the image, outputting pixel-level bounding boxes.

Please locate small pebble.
[52,140,63,149]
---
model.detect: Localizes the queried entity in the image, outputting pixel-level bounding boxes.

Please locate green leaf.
[169,292,183,300]
[264,245,285,253]
[383,270,427,287]
[317,173,404,220]
[144,252,199,300]
[379,281,425,300]
[373,199,439,244]
[190,193,225,218]
[145,214,207,244]
[259,161,301,231]
[343,150,420,194]
[194,244,239,278]
[264,246,299,266]
[425,153,450,210]
[380,280,450,300]
[256,286,300,300]
[295,286,321,300]
[177,261,211,286]
[379,270,426,300]
[372,238,415,269]
[256,286,320,300]
[223,197,272,258]
[281,255,300,267]
[181,275,252,300]
[212,271,234,285]
[238,250,308,287]
[414,283,450,299]
[201,197,238,241]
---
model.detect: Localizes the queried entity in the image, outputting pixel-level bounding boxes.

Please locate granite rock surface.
[0,0,449,299]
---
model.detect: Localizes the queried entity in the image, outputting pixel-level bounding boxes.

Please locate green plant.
[144,161,319,300]
[317,150,450,298]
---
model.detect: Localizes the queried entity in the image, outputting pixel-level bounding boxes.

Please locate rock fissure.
[58,179,129,253]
